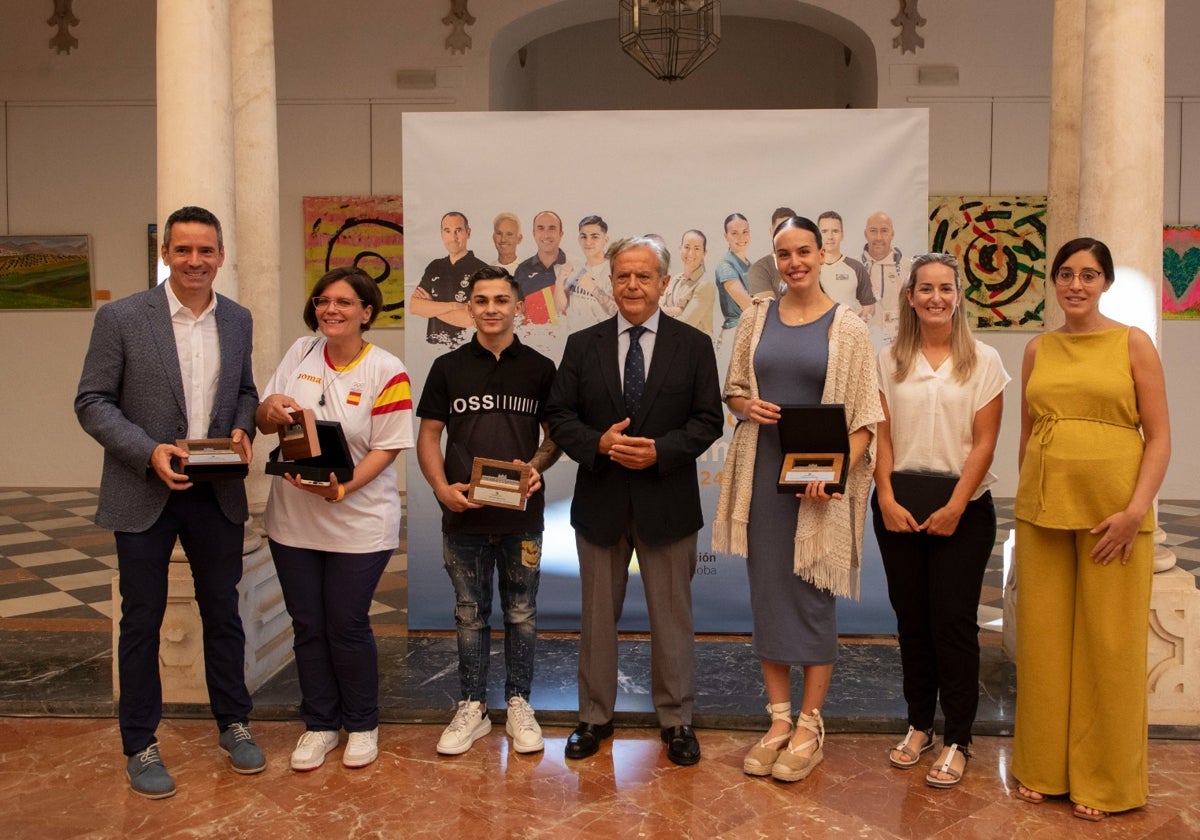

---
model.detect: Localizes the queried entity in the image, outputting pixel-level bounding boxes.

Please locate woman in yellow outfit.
[1012,237,1170,822]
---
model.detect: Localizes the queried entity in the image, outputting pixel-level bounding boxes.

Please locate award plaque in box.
[174,437,250,480]
[775,404,849,494]
[278,408,321,461]
[265,420,355,485]
[468,458,531,511]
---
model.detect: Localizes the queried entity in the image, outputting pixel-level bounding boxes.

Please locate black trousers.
[114,484,252,755]
[871,490,996,746]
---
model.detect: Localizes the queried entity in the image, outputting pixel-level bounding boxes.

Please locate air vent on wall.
[917,65,959,86]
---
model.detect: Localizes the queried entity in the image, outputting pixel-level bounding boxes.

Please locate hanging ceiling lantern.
[618,1,721,82]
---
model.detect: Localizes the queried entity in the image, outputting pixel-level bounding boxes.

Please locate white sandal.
[888,725,935,769]
[925,743,969,788]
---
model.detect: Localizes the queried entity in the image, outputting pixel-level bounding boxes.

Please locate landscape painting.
[0,235,93,310]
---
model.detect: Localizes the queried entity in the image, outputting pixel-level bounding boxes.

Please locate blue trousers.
[114,484,251,756]
[442,531,541,704]
[269,539,392,732]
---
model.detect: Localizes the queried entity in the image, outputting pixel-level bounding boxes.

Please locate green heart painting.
[1164,227,1200,319]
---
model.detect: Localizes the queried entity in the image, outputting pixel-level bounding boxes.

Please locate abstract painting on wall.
[303,195,404,328]
[1163,226,1200,320]
[0,234,93,310]
[929,196,1047,330]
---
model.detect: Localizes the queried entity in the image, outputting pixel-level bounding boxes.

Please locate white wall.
[0,0,1197,498]
[510,16,855,111]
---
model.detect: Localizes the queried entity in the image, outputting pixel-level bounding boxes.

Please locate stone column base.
[1148,566,1200,726]
[111,529,293,704]
[1002,533,1200,726]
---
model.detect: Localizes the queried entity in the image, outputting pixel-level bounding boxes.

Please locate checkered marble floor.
[0,487,408,625]
[1,488,1198,627]
[0,489,117,621]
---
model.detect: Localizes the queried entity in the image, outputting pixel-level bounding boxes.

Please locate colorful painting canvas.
[303,195,404,328]
[929,196,1047,330]
[0,234,93,310]
[1163,226,1200,320]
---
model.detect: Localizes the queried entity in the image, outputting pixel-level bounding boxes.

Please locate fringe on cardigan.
[711,296,880,602]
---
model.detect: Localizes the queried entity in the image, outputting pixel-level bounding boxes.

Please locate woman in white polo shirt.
[256,266,414,773]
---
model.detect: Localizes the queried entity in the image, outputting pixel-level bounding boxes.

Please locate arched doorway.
[489,1,877,110]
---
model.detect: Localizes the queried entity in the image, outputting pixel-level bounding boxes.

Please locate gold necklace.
[921,344,951,368]
[779,296,827,325]
[319,340,367,407]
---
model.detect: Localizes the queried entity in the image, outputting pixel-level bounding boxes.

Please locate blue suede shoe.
[126,743,176,799]
[218,722,267,774]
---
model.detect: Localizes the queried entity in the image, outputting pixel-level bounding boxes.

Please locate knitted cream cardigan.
[711,296,883,599]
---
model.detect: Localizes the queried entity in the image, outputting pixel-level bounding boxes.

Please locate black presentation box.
[173,437,251,481]
[775,404,849,495]
[266,420,354,485]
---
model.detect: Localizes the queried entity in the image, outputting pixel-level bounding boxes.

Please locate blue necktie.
[624,324,646,418]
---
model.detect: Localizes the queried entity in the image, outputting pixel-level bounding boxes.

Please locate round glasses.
[1052,268,1103,286]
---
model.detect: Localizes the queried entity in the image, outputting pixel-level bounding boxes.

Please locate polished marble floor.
[3,718,1199,839]
[2,489,1200,837]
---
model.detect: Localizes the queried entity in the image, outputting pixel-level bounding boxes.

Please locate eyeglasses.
[311,296,364,311]
[1052,268,1103,286]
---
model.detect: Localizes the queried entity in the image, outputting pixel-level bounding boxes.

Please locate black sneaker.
[218,722,267,774]
[126,743,176,799]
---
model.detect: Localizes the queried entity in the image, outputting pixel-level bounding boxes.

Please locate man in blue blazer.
[547,236,723,765]
[76,206,264,798]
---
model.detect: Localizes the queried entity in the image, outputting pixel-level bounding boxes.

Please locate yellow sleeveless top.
[1014,327,1152,532]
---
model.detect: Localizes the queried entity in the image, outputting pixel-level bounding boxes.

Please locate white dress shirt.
[616,307,662,393]
[164,282,220,438]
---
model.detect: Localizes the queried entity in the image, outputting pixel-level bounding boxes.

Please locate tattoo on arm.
[528,438,562,473]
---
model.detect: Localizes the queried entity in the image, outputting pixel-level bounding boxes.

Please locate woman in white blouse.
[871,253,1009,789]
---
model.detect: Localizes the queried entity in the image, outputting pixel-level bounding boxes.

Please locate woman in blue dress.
[714,217,882,783]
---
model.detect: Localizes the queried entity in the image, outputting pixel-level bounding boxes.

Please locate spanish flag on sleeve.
[372,372,413,415]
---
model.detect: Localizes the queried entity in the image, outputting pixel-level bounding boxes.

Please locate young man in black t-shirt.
[416,266,559,756]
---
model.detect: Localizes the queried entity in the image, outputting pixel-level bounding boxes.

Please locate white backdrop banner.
[403,109,929,632]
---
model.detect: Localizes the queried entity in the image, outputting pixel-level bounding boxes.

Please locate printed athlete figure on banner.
[410,210,488,347]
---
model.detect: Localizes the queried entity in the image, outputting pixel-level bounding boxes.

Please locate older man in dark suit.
[547,236,723,765]
[75,206,263,798]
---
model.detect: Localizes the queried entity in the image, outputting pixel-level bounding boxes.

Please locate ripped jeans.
[442,531,541,704]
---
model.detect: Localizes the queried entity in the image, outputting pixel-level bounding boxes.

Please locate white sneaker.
[436,700,492,755]
[505,696,544,754]
[290,730,339,771]
[343,728,379,768]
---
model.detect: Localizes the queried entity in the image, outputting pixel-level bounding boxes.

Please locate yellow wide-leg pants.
[1011,520,1152,813]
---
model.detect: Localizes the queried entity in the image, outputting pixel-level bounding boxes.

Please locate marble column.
[228,0,292,689]
[1077,0,1175,574]
[231,0,282,511]
[1043,0,1086,331]
[1075,1,1194,724]
[120,0,292,703]
[156,0,237,296]
[1077,0,1164,305]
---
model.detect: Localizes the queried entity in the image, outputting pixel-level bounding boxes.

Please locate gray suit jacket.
[75,283,259,532]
